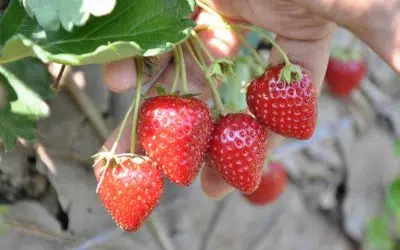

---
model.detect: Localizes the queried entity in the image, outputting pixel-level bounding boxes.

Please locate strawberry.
[243,162,287,206]
[97,156,163,232]
[325,49,367,97]
[246,63,317,140]
[137,95,213,186]
[207,113,268,194]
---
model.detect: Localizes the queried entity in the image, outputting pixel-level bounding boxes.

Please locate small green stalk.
[130,57,144,154]
[177,45,189,94]
[171,48,181,93]
[186,36,225,114]
[232,24,291,66]
[233,30,265,67]
[185,40,206,71]
[189,38,207,66]
[191,30,215,62]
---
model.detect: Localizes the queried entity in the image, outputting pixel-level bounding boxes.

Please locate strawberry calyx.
[92,148,145,193]
[279,63,303,84]
[207,58,235,82]
[331,47,363,62]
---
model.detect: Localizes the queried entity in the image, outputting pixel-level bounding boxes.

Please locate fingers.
[103,59,137,93]
[294,0,400,73]
[201,166,234,199]
[103,55,171,93]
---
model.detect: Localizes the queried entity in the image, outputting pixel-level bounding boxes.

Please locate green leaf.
[364,215,394,250]
[2,58,54,99]
[0,109,37,151]
[156,84,167,96]
[0,74,18,108]
[0,58,53,118]
[0,0,195,65]
[207,58,235,82]
[20,0,117,32]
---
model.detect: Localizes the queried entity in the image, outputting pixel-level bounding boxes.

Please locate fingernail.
[103,59,136,92]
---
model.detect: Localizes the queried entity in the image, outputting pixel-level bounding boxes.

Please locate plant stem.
[130,57,144,154]
[233,24,292,66]
[177,45,189,94]
[189,38,206,66]
[171,47,181,93]
[185,40,206,71]
[233,30,265,66]
[52,64,67,90]
[186,38,225,114]
[191,30,215,62]
[110,93,136,152]
[207,76,225,114]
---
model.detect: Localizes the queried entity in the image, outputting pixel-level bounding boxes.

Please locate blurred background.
[0,23,399,250]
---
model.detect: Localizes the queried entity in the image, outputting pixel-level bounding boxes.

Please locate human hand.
[97,0,400,199]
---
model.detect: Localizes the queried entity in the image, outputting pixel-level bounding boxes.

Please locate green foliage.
[0,58,53,151]
[20,0,117,32]
[0,58,54,118]
[364,177,400,250]
[0,0,195,65]
[365,215,393,250]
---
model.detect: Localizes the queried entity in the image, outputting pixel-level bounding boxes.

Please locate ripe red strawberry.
[137,95,213,186]
[325,50,367,97]
[207,113,268,194]
[97,157,163,232]
[246,63,317,140]
[243,162,287,206]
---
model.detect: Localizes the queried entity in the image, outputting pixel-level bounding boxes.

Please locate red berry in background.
[246,63,317,140]
[207,113,268,194]
[243,162,287,206]
[97,157,163,232]
[137,95,213,186]
[325,49,368,97]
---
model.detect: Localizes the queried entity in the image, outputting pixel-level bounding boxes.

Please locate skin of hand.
[98,0,400,199]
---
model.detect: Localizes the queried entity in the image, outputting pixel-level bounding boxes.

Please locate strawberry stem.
[130,57,144,154]
[185,40,205,71]
[232,24,291,66]
[191,30,215,62]
[232,29,265,67]
[185,38,225,114]
[177,45,189,94]
[171,47,181,93]
[189,38,207,66]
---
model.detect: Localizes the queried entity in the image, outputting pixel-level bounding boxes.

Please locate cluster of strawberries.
[95,61,321,232]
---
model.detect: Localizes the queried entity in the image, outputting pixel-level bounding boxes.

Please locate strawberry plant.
[0,0,322,232]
